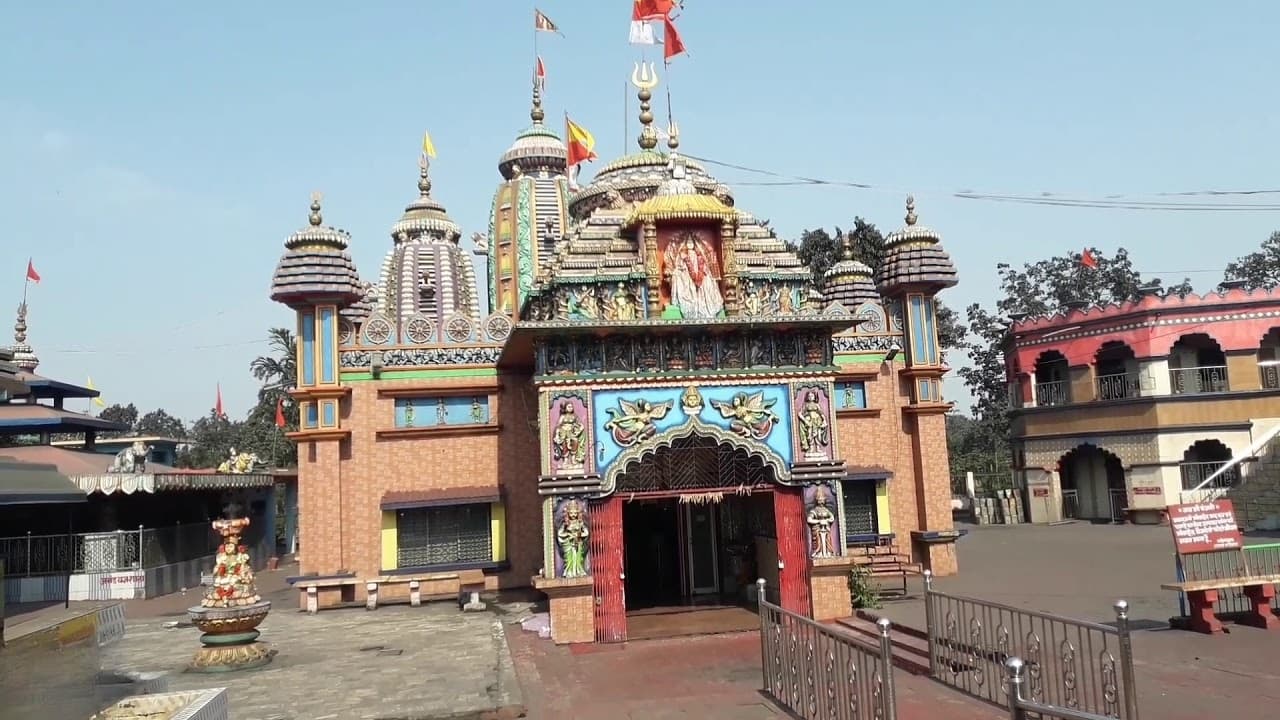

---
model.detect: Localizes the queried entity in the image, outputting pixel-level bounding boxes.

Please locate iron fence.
[1108,489,1127,523]
[1095,373,1139,401]
[923,572,1138,719]
[1006,656,1123,720]
[1035,381,1071,407]
[1168,366,1229,395]
[757,580,897,720]
[1174,543,1280,616]
[1178,461,1239,491]
[0,522,219,576]
[1061,490,1079,520]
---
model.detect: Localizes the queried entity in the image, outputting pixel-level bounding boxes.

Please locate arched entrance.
[600,433,791,641]
[1058,445,1126,522]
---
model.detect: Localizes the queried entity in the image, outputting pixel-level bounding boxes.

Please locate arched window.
[1168,333,1228,394]
[1095,341,1138,400]
[1033,350,1071,406]
[1260,328,1280,390]
[1179,439,1239,493]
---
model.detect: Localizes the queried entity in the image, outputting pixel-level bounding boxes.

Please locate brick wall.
[810,567,853,621]
[548,591,595,644]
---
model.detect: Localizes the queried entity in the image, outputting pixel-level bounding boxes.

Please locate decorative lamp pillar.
[187,517,273,672]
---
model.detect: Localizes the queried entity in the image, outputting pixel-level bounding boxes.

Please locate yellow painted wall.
[380,511,398,571]
[876,480,892,534]
[491,503,507,563]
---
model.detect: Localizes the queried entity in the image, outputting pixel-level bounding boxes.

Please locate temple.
[270,64,961,643]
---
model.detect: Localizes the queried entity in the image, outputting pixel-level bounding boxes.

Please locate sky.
[2,1,1279,423]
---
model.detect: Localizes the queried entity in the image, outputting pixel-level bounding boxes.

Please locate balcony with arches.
[1168,333,1229,395]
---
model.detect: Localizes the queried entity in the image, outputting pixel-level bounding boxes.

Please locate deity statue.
[204,518,262,607]
[742,282,763,316]
[107,441,153,474]
[664,232,724,319]
[778,285,796,315]
[404,401,416,427]
[557,499,590,578]
[552,400,587,471]
[571,286,599,320]
[607,283,638,321]
[843,384,856,408]
[603,397,673,446]
[680,385,705,415]
[710,391,779,440]
[470,397,485,424]
[807,486,837,559]
[436,397,448,425]
[797,389,830,459]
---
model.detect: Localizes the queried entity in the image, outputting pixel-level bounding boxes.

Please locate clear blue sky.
[3,2,1278,422]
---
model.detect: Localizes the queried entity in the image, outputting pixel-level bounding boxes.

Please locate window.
[840,480,879,542]
[396,504,492,568]
[394,395,491,428]
[835,381,867,409]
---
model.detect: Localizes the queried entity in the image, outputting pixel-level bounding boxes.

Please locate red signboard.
[1031,487,1049,498]
[1167,500,1243,555]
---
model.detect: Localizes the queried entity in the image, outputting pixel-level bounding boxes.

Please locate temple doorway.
[611,434,779,640]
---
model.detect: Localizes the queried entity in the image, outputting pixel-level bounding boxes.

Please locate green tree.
[177,411,240,469]
[789,227,842,282]
[250,328,297,407]
[135,408,187,438]
[96,403,138,437]
[1224,231,1280,290]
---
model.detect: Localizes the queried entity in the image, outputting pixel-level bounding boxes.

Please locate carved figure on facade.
[470,397,486,424]
[569,286,600,320]
[217,451,263,475]
[710,391,779,440]
[436,398,448,424]
[107,441,153,474]
[404,402,416,427]
[602,397,673,446]
[664,231,723,319]
[796,388,831,460]
[806,485,837,558]
[555,498,590,578]
[606,283,639,321]
[680,385,705,416]
[551,399,588,472]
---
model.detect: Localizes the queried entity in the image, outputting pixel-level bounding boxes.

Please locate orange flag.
[565,116,598,167]
[25,258,40,284]
[215,383,226,419]
[1081,248,1099,269]
[662,16,686,63]
[275,397,286,428]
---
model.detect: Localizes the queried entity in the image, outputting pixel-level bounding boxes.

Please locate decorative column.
[719,218,740,315]
[643,221,661,317]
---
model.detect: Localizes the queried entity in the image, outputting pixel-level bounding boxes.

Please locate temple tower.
[486,83,570,317]
[874,195,960,573]
[11,302,39,372]
[270,193,364,438]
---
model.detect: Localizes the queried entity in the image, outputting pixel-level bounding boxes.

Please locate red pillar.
[590,496,626,643]
[774,486,812,616]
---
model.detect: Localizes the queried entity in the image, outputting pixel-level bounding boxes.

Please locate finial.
[531,81,545,124]
[14,301,27,345]
[667,120,680,151]
[417,156,432,196]
[905,195,918,226]
[308,192,323,227]
[840,230,854,261]
[631,62,660,151]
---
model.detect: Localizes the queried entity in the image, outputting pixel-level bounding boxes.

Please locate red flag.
[565,116,598,167]
[274,397,286,428]
[662,16,686,63]
[1081,248,1099,269]
[633,0,677,20]
[25,258,40,284]
[215,383,225,419]
[535,55,546,91]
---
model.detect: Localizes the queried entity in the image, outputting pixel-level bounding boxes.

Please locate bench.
[1162,573,1280,634]
[294,578,361,614]
[364,569,486,611]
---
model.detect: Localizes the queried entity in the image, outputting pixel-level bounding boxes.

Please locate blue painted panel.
[909,296,926,364]
[591,384,793,475]
[322,400,336,427]
[834,381,867,409]
[305,403,319,429]
[917,379,931,402]
[395,396,490,428]
[300,312,316,386]
[922,299,938,365]
[319,307,335,384]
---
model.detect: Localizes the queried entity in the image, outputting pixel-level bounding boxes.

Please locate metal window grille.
[840,481,877,541]
[396,504,492,568]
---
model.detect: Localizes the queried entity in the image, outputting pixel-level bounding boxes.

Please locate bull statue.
[107,441,153,474]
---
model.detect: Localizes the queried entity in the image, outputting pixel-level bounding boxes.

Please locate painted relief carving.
[680,385,705,416]
[534,330,833,377]
[606,283,639,321]
[805,484,838,559]
[550,395,589,473]
[741,280,804,318]
[395,396,490,428]
[662,230,723,319]
[795,386,831,461]
[555,498,590,578]
[526,281,648,323]
[602,397,673,446]
[835,381,867,410]
[710,391,779,440]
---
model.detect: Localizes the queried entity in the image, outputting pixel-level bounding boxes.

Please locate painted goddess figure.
[665,232,724,319]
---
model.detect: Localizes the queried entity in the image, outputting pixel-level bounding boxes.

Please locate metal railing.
[1181,422,1280,504]
[1178,461,1240,491]
[1006,656,1124,720]
[1108,489,1127,523]
[1174,543,1280,616]
[1095,373,1139,401]
[1035,380,1071,407]
[0,522,219,576]
[756,579,897,720]
[1168,365,1229,395]
[1262,364,1280,390]
[923,572,1138,719]
[1061,490,1079,520]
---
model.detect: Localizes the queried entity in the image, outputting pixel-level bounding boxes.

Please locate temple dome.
[875,196,958,293]
[823,233,881,307]
[498,88,568,180]
[269,195,364,309]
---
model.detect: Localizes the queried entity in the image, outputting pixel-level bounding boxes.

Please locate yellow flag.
[86,376,106,407]
[421,131,437,159]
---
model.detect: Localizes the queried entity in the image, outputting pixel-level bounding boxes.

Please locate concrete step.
[833,615,932,676]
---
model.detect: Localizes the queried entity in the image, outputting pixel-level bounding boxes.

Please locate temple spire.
[308,191,323,227]
[417,157,433,197]
[631,62,660,151]
[12,302,38,372]
[840,229,854,261]
[531,79,545,124]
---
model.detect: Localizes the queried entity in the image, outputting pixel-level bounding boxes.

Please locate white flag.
[629,20,656,45]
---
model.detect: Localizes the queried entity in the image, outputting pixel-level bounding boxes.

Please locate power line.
[687,153,1280,212]
[43,339,267,356]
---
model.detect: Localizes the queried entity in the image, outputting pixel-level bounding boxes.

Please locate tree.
[789,227,842,282]
[250,328,296,408]
[135,408,187,438]
[1224,231,1280,290]
[96,403,139,437]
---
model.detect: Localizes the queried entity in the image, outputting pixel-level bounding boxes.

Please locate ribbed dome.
[270,195,364,309]
[823,235,880,307]
[498,89,567,179]
[875,196,958,293]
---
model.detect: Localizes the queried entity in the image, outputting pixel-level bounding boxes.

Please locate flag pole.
[624,81,629,151]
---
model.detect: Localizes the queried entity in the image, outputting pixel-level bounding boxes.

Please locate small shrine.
[187,516,273,672]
